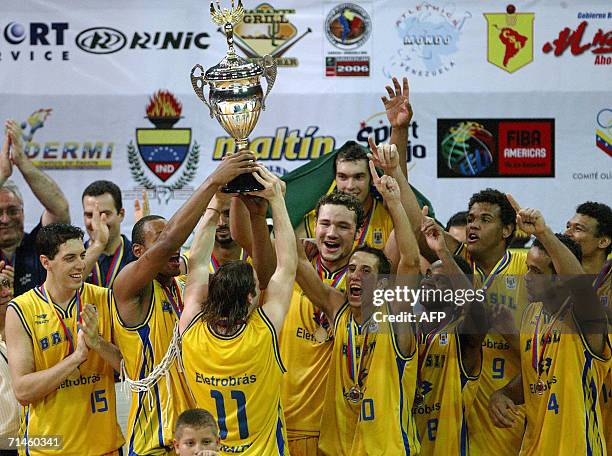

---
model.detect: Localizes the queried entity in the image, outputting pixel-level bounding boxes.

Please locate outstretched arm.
[6,120,70,225]
[255,167,297,334]
[179,198,224,333]
[113,152,257,327]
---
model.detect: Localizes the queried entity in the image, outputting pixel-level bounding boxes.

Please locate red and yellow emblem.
[484,5,534,73]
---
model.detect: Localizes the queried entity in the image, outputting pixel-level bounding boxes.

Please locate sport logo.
[127,90,199,203]
[325,3,371,50]
[385,2,471,78]
[230,3,312,67]
[484,4,534,73]
[75,27,127,54]
[438,119,555,178]
[596,108,612,158]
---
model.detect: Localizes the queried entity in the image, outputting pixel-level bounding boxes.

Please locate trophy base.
[222,172,264,193]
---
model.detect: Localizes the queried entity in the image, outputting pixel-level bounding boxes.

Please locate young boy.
[173,409,220,456]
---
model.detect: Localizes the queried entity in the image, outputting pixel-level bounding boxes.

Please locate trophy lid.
[205,53,264,81]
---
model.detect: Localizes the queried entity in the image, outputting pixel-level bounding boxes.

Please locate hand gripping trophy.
[191,0,277,192]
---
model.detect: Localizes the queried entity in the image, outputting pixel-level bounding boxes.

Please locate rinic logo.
[484,4,534,73]
[76,27,127,54]
[127,90,199,204]
[325,3,371,50]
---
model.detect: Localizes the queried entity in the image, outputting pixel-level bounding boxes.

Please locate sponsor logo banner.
[437,119,555,178]
[126,91,199,203]
[484,5,534,73]
[385,2,471,78]
[324,2,372,77]
[231,3,311,67]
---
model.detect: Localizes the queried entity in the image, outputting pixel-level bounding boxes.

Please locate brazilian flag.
[280,148,436,228]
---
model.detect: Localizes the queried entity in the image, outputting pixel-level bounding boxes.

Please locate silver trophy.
[190,0,277,192]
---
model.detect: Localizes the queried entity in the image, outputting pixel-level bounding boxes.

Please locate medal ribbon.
[0,251,15,267]
[91,237,125,287]
[357,202,375,246]
[593,261,611,291]
[210,253,221,272]
[346,313,371,387]
[471,251,511,291]
[162,279,184,318]
[531,298,570,375]
[39,285,82,355]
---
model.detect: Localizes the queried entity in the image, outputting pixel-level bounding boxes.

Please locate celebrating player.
[180,166,296,455]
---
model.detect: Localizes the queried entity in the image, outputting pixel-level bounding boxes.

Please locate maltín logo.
[437,119,555,178]
[127,90,200,203]
[76,27,127,54]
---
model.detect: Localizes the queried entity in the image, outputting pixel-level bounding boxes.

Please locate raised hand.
[367,136,400,174]
[134,190,150,222]
[368,160,400,202]
[421,206,447,254]
[90,202,110,248]
[0,129,13,180]
[251,165,283,201]
[210,151,258,188]
[383,77,413,129]
[5,120,26,168]
[507,194,546,236]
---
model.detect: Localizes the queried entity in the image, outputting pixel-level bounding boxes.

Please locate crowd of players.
[0,77,610,456]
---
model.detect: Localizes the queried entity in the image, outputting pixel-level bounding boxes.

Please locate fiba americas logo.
[437,118,555,178]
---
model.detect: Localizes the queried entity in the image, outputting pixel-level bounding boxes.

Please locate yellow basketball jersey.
[520,302,611,455]
[112,279,192,456]
[318,304,372,456]
[351,311,419,456]
[8,283,124,455]
[595,262,612,455]
[456,245,528,455]
[180,250,250,275]
[304,197,393,250]
[181,308,289,455]
[414,317,480,456]
[280,257,347,439]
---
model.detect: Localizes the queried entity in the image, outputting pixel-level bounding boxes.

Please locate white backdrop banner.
[0,0,610,232]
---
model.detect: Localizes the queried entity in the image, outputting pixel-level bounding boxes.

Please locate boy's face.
[174,426,219,455]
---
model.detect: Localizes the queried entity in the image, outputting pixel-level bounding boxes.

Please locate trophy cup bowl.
[190,1,277,193]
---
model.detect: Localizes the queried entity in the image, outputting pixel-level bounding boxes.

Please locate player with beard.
[401,185,528,454]
[415,216,488,455]
[489,200,610,455]
[297,164,419,455]
[565,201,612,453]
[299,77,414,252]
[111,153,257,456]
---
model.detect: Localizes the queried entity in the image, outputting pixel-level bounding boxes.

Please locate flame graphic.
[146,90,182,118]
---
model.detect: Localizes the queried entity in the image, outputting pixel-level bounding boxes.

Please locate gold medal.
[314,326,328,343]
[345,385,363,404]
[535,378,546,395]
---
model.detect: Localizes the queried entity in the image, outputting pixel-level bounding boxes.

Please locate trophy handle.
[190,64,214,118]
[261,55,277,111]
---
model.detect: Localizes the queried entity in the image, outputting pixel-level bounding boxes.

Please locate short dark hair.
[174,408,218,440]
[352,246,391,275]
[315,192,365,229]
[132,215,165,246]
[36,224,84,259]
[446,211,468,231]
[82,180,123,212]
[468,188,516,246]
[532,233,582,273]
[333,141,370,176]
[576,201,612,255]
[202,261,256,331]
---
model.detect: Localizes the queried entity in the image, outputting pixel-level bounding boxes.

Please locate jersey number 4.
[211,390,249,439]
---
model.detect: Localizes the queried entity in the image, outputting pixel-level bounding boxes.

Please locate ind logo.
[127,90,200,203]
